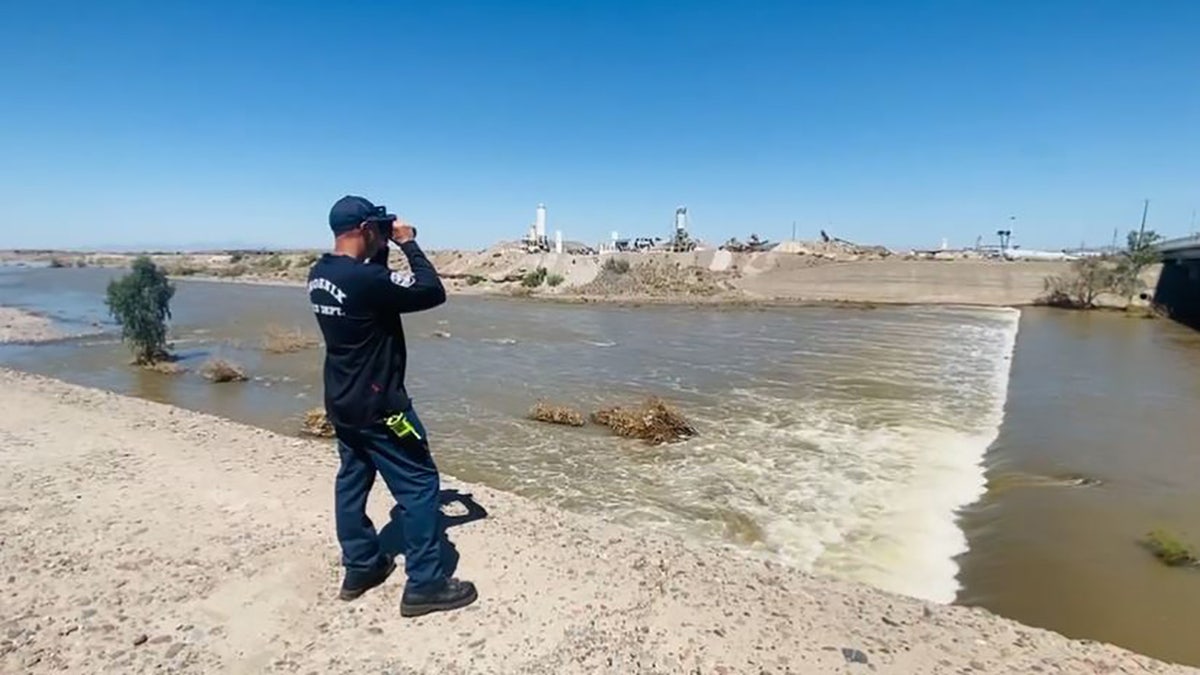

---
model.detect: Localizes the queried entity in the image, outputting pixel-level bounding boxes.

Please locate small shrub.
[48,257,68,268]
[302,407,335,438]
[74,259,88,268]
[603,257,631,275]
[300,252,320,266]
[230,252,246,263]
[106,257,175,364]
[263,325,319,354]
[261,254,287,270]
[216,264,248,278]
[591,397,696,445]
[528,401,586,427]
[167,263,203,277]
[465,275,486,286]
[200,358,248,383]
[521,267,549,288]
[546,273,565,287]
[1142,530,1199,568]
[1039,258,1117,309]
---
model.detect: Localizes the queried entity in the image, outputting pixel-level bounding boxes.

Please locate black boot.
[400,578,478,617]
[339,556,396,601]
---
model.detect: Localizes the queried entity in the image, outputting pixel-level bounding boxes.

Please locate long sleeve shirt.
[307,241,446,427]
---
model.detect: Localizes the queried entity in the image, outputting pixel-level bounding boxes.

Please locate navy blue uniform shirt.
[307,241,446,428]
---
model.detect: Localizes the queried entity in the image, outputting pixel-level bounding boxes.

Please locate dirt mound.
[575,258,733,297]
[773,239,892,261]
[591,397,696,444]
[527,401,586,427]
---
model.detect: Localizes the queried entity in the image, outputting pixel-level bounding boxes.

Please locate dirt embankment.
[2,246,1123,308]
[0,368,1193,673]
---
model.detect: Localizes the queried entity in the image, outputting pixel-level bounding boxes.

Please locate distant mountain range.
[4,239,323,253]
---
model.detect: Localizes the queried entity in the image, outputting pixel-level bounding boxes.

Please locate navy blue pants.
[333,407,445,592]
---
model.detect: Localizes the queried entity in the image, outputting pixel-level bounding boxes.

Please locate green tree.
[1127,229,1164,267]
[106,257,175,364]
[1042,257,1117,309]
[1115,229,1165,300]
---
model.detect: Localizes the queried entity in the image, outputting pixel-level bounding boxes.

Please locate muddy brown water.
[2,265,1199,666]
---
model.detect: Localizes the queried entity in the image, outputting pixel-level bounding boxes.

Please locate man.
[307,195,477,617]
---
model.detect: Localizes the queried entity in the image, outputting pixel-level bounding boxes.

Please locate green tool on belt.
[384,411,422,440]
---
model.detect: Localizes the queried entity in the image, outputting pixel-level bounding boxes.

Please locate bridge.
[1155,235,1200,327]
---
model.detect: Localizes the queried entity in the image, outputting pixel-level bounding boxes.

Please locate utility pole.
[1190,208,1196,236]
[1136,198,1149,249]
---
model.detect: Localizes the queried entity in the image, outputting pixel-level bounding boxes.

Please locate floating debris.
[302,407,335,438]
[527,401,586,427]
[1142,530,1200,568]
[142,360,185,375]
[200,358,247,383]
[591,397,696,445]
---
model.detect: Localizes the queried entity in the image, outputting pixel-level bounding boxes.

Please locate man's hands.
[391,221,417,244]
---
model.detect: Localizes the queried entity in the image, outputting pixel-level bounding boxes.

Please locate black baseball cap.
[329,195,396,235]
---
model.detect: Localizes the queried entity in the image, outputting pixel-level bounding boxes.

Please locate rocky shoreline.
[0,368,1192,673]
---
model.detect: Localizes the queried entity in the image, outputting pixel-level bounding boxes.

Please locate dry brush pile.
[591,397,697,445]
[302,407,336,438]
[527,401,586,427]
[263,325,320,354]
[200,358,248,383]
[527,396,696,445]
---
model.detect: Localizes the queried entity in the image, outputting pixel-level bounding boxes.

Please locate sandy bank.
[5,248,1100,308]
[0,369,1191,674]
[0,307,62,343]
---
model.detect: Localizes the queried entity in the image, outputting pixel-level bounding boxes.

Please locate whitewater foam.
[641,307,1022,603]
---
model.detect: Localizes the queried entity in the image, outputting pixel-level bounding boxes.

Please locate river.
[2,265,1198,666]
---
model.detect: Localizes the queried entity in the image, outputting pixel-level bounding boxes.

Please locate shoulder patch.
[390,271,416,288]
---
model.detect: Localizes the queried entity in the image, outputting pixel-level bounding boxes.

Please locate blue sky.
[1,1,1197,251]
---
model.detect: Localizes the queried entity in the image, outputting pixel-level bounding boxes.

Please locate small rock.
[82,609,98,619]
[882,616,900,627]
[922,606,935,619]
[132,634,148,646]
[433,331,452,339]
[165,643,184,659]
[841,648,869,665]
[149,635,172,644]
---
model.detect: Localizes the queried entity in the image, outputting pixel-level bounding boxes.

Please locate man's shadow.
[378,488,488,577]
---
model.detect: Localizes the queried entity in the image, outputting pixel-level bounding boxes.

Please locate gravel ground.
[0,369,1193,674]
